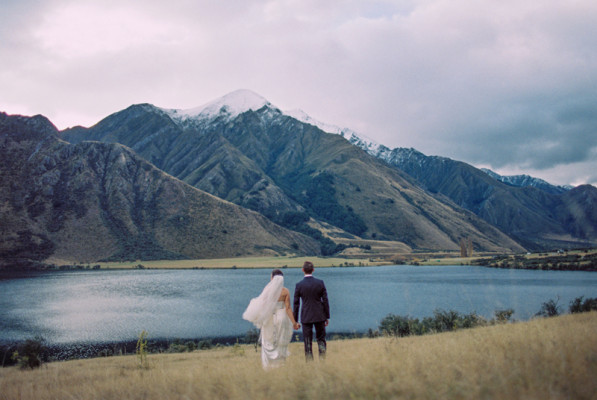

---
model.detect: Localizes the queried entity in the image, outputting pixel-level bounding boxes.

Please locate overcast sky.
[2,0,596,186]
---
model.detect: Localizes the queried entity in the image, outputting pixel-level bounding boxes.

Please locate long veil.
[243,275,284,328]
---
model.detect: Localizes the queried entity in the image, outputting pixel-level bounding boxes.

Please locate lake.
[1,265,596,346]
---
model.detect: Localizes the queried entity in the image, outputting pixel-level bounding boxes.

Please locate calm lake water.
[1,265,596,345]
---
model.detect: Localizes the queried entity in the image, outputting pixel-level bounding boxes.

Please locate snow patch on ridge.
[285,109,347,136]
[284,109,387,157]
[481,168,571,192]
[162,89,385,159]
[155,89,568,190]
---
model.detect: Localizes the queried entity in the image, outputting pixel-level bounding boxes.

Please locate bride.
[243,269,300,369]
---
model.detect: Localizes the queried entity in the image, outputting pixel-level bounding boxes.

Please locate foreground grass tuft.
[1,313,596,399]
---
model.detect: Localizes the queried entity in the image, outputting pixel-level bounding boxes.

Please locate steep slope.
[63,103,300,216]
[556,185,597,241]
[283,109,597,250]
[0,112,320,267]
[366,147,596,250]
[62,91,524,253]
[208,108,524,252]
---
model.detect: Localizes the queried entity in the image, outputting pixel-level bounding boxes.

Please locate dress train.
[260,301,293,369]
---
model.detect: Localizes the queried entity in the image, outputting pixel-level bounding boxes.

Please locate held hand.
[324,319,329,327]
[293,322,300,330]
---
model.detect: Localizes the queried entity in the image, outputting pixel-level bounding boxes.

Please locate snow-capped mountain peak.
[163,90,382,156]
[163,89,277,123]
[154,89,571,194]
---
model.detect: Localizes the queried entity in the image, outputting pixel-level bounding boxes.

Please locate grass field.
[2,312,595,400]
[49,249,597,270]
[91,255,388,270]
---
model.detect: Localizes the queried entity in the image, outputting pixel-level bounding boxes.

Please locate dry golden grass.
[90,255,388,270]
[2,312,596,400]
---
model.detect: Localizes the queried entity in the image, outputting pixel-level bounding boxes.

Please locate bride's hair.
[271,269,283,278]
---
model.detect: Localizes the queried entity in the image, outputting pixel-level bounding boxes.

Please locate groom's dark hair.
[302,261,314,274]
[271,269,284,277]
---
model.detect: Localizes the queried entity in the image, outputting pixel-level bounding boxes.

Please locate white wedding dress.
[243,276,293,369]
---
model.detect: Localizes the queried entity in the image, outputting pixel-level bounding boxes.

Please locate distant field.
[96,255,389,269]
[50,248,597,270]
[2,312,595,400]
[416,248,597,267]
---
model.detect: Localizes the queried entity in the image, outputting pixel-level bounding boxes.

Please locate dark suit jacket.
[293,276,330,324]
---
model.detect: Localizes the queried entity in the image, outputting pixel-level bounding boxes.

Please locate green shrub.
[136,330,149,369]
[494,309,514,323]
[197,340,213,350]
[12,337,46,369]
[167,339,208,353]
[379,309,487,337]
[366,328,380,338]
[569,296,597,313]
[184,341,197,351]
[431,309,461,332]
[167,342,188,353]
[456,311,485,329]
[535,297,561,318]
[97,348,114,357]
[379,314,415,337]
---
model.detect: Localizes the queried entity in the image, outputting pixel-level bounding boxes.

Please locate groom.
[293,261,330,361]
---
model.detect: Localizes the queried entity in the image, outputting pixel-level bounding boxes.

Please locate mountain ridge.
[6,89,595,265]
[360,146,596,250]
[480,168,571,194]
[61,94,527,254]
[0,112,320,267]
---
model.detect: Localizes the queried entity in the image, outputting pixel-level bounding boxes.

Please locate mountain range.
[0,111,320,267]
[2,89,596,266]
[353,145,596,250]
[288,106,596,250]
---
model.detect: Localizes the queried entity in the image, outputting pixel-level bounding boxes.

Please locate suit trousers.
[302,321,326,360]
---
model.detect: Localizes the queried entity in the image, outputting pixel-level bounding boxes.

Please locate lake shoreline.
[3,248,596,272]
[1,336,246,364]
[1,330,374,364]
[1,255,391,272]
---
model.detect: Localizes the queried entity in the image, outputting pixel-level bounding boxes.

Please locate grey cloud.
[421,90,597,174]
[1,0,596,186]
